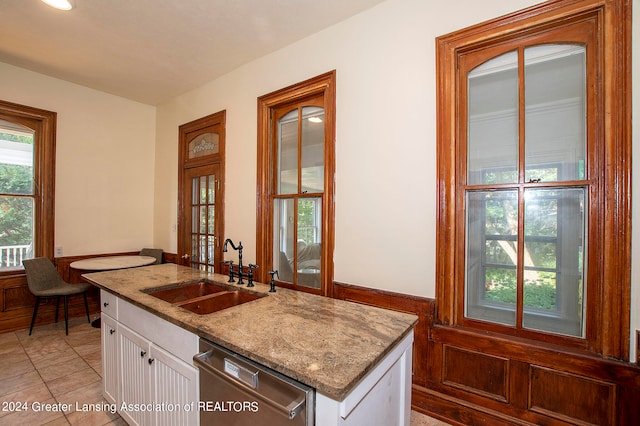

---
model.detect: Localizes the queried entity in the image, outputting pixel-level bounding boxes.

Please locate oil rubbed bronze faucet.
[222,239,258,286]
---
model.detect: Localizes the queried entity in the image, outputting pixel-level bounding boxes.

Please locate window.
[464,44,588,338]
[436,0,631,357]
[0,100,56,272]
[257,72,336,295]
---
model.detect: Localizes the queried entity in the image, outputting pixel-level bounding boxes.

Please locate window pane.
[523,188,585,337]
[0,196,33,269]
[465,190,517,326]
[0,123,35,270]
[467,51,519,185]
[297,197,321,289]
[301,107,324,193]
[273,198,294,283]
[277,110,298,194]
[0,122,34,195]
[188,132,219,159]
[524,45,586,182]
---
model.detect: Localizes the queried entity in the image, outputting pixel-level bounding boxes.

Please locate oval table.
[70,255,157,271]
[71,255,158,327]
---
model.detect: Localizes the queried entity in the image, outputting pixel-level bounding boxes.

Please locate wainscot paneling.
[331,281,640,426]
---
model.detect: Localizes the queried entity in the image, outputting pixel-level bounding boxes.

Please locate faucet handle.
[247,264,259,287]
[225,260,235,283]
[268,270,279,293]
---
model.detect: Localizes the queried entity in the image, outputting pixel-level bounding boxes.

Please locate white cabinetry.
[315,331,414,426]
[100,311,118,405]
[100,291,199,426]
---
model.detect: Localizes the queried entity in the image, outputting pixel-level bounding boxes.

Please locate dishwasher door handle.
[194,351,306,420]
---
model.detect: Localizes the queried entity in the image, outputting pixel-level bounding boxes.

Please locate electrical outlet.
[55,246,63,257]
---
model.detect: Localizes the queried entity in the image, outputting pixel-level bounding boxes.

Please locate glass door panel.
[184,164,220,273]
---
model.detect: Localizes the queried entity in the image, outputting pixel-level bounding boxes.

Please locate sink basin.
[143,280,265,314]
[145,281,226,303]
[177,291,262,315]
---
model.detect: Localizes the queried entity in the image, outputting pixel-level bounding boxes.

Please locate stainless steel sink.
[143,280,265,314]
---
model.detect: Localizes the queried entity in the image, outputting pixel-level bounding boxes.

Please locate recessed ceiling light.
[40,0,75,11]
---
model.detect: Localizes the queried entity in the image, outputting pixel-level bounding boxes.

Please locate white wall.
[0,62,157,256]
[154,0,543,297]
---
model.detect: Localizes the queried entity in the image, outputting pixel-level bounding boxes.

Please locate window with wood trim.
[0,100,56,272]
[256,72,336,296]
[436,0,631,357]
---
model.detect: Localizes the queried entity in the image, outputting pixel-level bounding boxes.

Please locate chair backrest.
[140,248,163,264]
[278,251,293,282]
[23,257,66,294]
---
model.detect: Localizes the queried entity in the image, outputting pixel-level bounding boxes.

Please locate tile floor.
[0,316,449,425]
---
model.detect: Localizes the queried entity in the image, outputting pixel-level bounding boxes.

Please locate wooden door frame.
[177,111,226,269]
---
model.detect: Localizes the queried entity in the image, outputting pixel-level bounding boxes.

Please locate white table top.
[70,255,157,271]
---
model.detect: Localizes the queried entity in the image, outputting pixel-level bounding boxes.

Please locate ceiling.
[0,0,386,105]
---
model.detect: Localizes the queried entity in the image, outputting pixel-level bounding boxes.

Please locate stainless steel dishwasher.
[194,339,314,425]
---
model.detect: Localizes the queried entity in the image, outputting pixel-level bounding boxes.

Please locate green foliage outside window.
[0,132,34,246]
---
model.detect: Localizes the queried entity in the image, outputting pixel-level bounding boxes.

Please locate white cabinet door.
[119,325,152,426]
[149,343,199,426]
[109,319,199,426]
[101,313,118,405]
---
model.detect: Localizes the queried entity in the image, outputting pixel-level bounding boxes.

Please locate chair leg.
[55,296,60,323]
[29,297,40,336]
[83,292,90,323]
[64,296,69,336]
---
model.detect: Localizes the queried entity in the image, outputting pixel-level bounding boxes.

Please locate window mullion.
[515,46,526,330]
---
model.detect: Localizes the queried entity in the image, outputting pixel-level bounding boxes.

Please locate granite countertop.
[83,263,417,401]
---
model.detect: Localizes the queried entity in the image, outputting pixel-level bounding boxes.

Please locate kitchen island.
[84,263,417,425]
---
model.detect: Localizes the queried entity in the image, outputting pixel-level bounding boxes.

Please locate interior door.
[180,164,221,272]
[177,111,225,271]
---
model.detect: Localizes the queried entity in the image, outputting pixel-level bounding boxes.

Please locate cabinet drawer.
[100,290,118,319]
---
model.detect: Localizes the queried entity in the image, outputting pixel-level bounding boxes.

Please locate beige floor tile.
[0,369,43,397]
[0,382,53,419]
[65,405,120,426]
[45,367,101,398]
[28,346,82,371]
[411,410,452,425]
[37,357,92,383]
[0,397,67,426]
[81,350,103,376]
[43,416,72,425]
[55,380,106,410]
[0,358,35,380]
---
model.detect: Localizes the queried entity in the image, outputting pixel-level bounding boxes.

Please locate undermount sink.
[143,280,265,314]
[178,291,262,315]
[145,281,226,303]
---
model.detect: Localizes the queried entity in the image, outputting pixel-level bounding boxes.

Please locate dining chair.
[23,257,91,335]
[140,248,163,264]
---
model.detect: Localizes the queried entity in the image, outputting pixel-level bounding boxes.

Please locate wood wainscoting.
[0,251,175,334]
[332,282,640,426]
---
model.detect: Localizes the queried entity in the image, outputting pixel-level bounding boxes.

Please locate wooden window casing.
[436,0,631,358]
[0,99,56,273]
[256,71,336,296]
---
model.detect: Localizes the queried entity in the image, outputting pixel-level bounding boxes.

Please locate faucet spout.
[222,239,245,284]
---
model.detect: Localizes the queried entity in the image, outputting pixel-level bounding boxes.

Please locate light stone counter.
[83,263,417,401]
